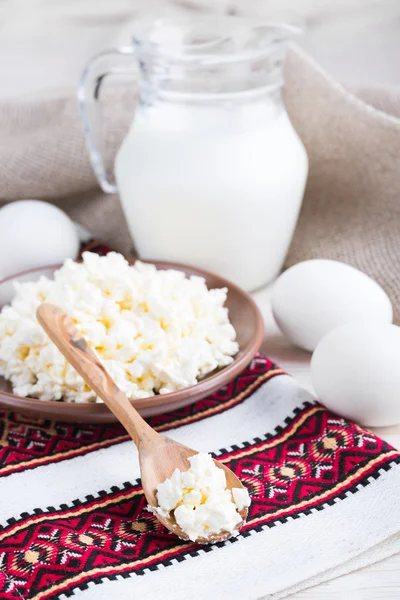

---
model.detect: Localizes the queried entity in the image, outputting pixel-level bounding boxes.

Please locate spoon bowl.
[139,434,248,543]
[37,303,248,544]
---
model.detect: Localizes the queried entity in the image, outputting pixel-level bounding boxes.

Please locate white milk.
[115,99,308,291]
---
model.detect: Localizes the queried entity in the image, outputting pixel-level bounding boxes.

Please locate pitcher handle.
[78,47,136,194]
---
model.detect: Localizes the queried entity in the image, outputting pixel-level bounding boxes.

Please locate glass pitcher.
[79,16,308,291]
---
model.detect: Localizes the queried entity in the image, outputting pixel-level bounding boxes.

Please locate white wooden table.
[252,285,400,599]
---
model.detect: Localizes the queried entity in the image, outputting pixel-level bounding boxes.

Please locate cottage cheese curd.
[155,453,251,541]
[0,252,238,402]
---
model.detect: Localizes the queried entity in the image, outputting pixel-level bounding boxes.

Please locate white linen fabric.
[0,363,398,600]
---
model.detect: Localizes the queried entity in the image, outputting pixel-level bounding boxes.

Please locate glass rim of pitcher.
[132,14,303,65]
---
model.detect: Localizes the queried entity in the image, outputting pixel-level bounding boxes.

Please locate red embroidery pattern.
[0,356,282,478]
[0,404,398,600]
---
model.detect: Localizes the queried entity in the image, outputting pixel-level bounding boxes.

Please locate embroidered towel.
[0,354,399,600]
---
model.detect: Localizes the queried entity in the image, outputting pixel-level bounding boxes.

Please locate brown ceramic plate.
[0,260,264,422]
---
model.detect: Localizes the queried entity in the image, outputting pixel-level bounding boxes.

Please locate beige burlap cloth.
[1,46,400,319]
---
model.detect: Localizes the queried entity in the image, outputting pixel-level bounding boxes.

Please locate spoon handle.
[36,303,158,448]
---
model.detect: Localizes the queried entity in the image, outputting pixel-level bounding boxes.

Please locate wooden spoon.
[36,303,249,544]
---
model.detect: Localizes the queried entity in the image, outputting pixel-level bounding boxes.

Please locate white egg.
[0,200,80,279]
[271,260,392,351]
[311,323,400,426]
